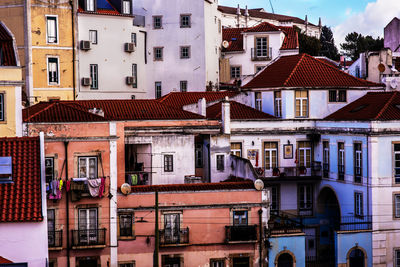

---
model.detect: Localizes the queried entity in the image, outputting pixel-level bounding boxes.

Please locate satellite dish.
[381,77,386,84]
[222,40,230,49]
[378,63,386,73]
[121,183,131,195]
[254,179,264,191]
[391,79,398,89]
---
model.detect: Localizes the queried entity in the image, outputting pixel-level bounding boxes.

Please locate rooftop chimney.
[244,5,249,28]
[221,97,231,134]
[236,4,240,28]
[198,97,206,117]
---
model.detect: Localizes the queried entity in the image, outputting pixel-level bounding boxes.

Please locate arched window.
[277,253,293,267]
[349,248,365,267]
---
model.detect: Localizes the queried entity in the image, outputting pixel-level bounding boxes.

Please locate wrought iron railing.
[48,230,62,248]
[71,228,106,247]
[268,211,303,235]
[251,48,272,61]
[354,167,362,183]
[259,162,322,178]
[225,225,257,242]
[338,215,372,231]
[338,165,345,180]
[159,227,189,245]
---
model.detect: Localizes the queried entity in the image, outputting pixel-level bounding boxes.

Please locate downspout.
[64,141,70,267]
[69,0,76,100]
[139,30,147,64]
[207,143,211,183]
[366,133,370,220]
[39,133,49,260]
[258,209,263,267]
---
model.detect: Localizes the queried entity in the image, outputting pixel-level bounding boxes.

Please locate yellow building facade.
[0,0,74,104]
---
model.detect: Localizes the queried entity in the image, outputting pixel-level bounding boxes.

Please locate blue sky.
[219,0,400,46]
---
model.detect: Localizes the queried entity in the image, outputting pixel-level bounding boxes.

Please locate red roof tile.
[279,26,299,50]
[0,22,17,66]
[325,92,400,121]
[24,100,205,123]
[243,22,281,33]
[206,101,275,120]
[129,181,255,193]
[158,92,239,109]
[0,137,43,222]
[243,54,383,89]
[0,256,13,264]
[222,27,247,52]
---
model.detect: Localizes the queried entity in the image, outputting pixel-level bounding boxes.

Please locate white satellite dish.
[391,79,398,89]
[222,40,230,49]
[254,179,264,191]
[121,183,132,195]
[381,77,386,84]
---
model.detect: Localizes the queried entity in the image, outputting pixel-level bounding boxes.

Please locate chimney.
[236,4,240,28]
[198,97,206,117]
[305,15,308,33]
[244,5,249,28]
[221,97,231,134]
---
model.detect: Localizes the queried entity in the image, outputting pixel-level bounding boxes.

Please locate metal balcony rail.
[323,163,329,178]
[339,215,372,231]
[251,48,272,61]
[354,167,362,183]
[268,211,303,235]
[48,230,62,248]
[260,162,322,178]
[225,225,257,242]
[71,228,106,247]
[159,227,189,245]
[338,165,345,180]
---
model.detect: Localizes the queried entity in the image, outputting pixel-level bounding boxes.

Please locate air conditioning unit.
[80,40,91,50]
[124,42,135,53]
[126,76,136,85]
[81,77,91,86]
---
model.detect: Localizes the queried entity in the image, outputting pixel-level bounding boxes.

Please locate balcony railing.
[259,162,322,178]
[338,165,345,180]
[268,211,303,236]
[354,167,362,183]
[125,171,150,185]
[338,216,372,231]
[225,225,257,242]
[159,227,189,245]
[323,163,329,178]
[251,48,272,61]
[71,228,106,247]
[48,230,63,248]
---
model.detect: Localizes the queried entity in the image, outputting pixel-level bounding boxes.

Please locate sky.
[219,0,400,47]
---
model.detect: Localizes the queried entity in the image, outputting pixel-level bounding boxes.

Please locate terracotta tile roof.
[158,92,239,109]
[0,22,17,66]
[129,181,255,193]
[0,137,43,222]
[218,5,316,26]
[23,100,205,123]
[279,26,299,50]
[325,92,400,121]
[243,54,383,89]
[206,101,275,120]
[222,27,247,52]
[315,56,339,67]
[243,22,281,33]
[0,256,12,264]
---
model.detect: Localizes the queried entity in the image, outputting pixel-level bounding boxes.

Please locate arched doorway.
[349,249,364,267]
[277,253,293,267]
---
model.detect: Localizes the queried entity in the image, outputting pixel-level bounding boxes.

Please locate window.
[264,142,278,170]
[164,154,173,172]
[155,82,162,98]
[255,92,262,111]
[230,66,241,79]
[118,212,134,238]
[78,208,98,244]
[132,64,137,88]
[180,14,191,28]
[85,0,95,11]
[233,210,248,226]
[274,91,282,118]
[394,144,400,183]
[153,16,162,29]
[0,156,12,182]
[338,142,345,180]
[328,90,346,102]
[46,16,58,43]
[180,80,187,92]
[48,57,59,85]
[90,64,98,89]
[395,249,400,267]
[298,184,313,215]
[78,156,97,178]
[354,143,362,183]
[355,192,363,217]
[256,37,268,57]
[210,259,224,267]
[195,143,203,168]
[89,30,97,44]
[131,33,136,46]
[255,65,264,73]
[164,213,180,243]
[180,46,190,59]
[154,47,163,61]
[298,141,312,168]
[45,157,54,184]
[0,93,3,121]
[230,143,242,157]
[47,209,55,246]
[122,0,131,14]
[395,194,400,218]
[119,262,135,267]
[270,185,280,214]
[295,90,308,117]
[323,141,329,178]
[216,154,225,171]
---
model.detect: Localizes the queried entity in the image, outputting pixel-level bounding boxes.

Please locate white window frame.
[0,93,4,121]
[154,47,163,61]
[395,194,400,218]
[90,64,98,90]
[338,142,345,179]
[298,184,313,212]
[274,91,282,118]
[45,157,55,183]
[46,15,58,44]
[295,90,308,118]
[85,0,95,11]
[78,207,98,243]
[354,143,362,181]
[163,154,174,172]
[232,210,248,226]
[132,64,137,88]
[155,81,162,98]
[255,92,262,111]
[230,66,241,79]
[89,30,97,44]
[230,142,242,157]
[298,141,312,168]
[355,192,363,217]
[78,156,98,178]
[131,33,136,46]
[47,56,60,85]
[122,0,131,14]
[264,142,278,170]
[323,141,329,176]
[256,37,268,57]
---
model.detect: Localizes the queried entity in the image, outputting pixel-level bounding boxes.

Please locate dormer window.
[122,0,131,14]
[0,156,12,183]
[85,0,95,12]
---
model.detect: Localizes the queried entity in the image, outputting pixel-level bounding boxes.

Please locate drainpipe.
[366,133,370,220]
[258,209,263,267]
[69,0,76,100]
[153,190,159,267]
[64,141,70,267]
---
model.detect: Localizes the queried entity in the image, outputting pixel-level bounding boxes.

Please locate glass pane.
[89,209,97,229]
[79,210,87,230]
[79,158,87,177]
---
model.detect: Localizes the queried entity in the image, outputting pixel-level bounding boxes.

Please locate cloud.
[345,8,352,16]
[333,0,400,49]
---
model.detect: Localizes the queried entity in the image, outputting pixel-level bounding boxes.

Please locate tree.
[340,32,384,61]
[295,26,321,56]
[320,26,339,60]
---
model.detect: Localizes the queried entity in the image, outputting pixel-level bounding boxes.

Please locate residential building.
[384,17,400,53]
[0,21,23,137]
[0,0,75,103]
[0,136,48,266]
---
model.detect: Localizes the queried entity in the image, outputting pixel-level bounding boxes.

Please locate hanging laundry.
[98,177,105,198]
[49,180,62,200]
[130,174,138,185]
[87,178,102,197]
[66,180,71,192]
[59,180,63,191]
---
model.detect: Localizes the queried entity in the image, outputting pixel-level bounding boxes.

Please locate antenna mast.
[269,0,275,14]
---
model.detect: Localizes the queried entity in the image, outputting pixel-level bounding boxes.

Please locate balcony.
[71,228,106,248]
[258,162,322,180]
[159,227,189,246]
[48,230,63,249]
[338,216,372,231]
[268,211,303,236]
[225,225,257,242]
[251,48,272,61]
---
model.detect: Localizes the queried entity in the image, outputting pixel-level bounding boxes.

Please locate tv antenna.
[269,0,275,14]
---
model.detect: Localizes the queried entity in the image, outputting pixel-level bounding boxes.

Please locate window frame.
[298,141,312,168]
[230,142,242,157]
[46,15,58,44]
[78,156,98,178]
[154,47,163,61]
[131,33,136,46]
[122,0,131,14]
[255,36,268,57]
[179,80,187,92]
[47,56,59,85]
[338,142,345,180]
[394,143,400,184]
[210,259,225,267]
[323,141,329,178]
[180,46,191,59]
[180,14,191,28]
[164,154,174,172]
[354,142,362,183]
[195,143,203,168]
[45,157,55,184]
[270,185,280,214]
[395,193,400,219]
[132,64,137,88]
[153,16,163,29]
[155,81,162,99]
[354,191,363,217]
[90,64,98,90]
[264,142,278,170]
[85,0,96,12]
[216,154,225,171]
[395,248,400,267]
[232,210,248,226]
[298,184,313,216]
[118,211,135,239]
[78,207,98,231]
[295,90,308,118]
[230,66,241,79]
[119,262,135,267]
[0,93,4,121]
[274,91,282,118]
[328,89,347,103]
[255,92,262,111]
[89,30,97,44]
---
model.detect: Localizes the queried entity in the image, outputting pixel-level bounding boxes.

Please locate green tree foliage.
[340,32,384,61]
[295,26,321,56]
[320,26,339,60]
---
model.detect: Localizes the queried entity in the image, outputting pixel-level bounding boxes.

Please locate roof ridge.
[375,91,398,119]
[59,101,109,119]
[283,54,305,86]
[25,102,56,121]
